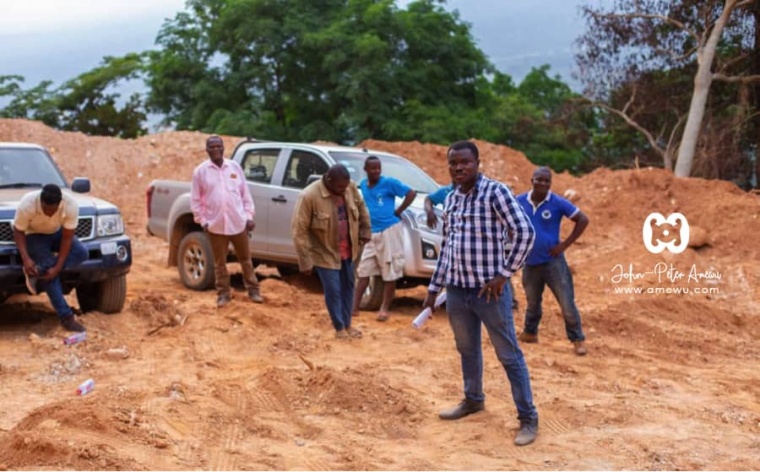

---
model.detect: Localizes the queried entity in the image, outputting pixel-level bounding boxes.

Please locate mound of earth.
[0,118,758,470]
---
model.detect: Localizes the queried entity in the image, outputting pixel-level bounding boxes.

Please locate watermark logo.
[642,212,689,254]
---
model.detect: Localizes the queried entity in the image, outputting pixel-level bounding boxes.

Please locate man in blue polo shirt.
[516,167,589,356]
[353,156,417,321]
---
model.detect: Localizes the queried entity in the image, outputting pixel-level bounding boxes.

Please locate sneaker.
[347,327,363,339]
[248,291,264,304]
[514,418,539,446]
[518,332,538,343]
[438,399,485,420]
[216,294,232,308]
[335,329,349,339]
[573,340,587,356]
[61,316,86,333]
[24,272,38,295]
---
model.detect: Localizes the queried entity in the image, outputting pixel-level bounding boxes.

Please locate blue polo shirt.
[427,184,454,206]
[517,191,579,266]
[359,176,412,233]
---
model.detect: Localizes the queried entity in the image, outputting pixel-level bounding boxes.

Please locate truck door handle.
[272,195,287,203]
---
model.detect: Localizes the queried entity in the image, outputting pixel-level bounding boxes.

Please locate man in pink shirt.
[191,135,263,308]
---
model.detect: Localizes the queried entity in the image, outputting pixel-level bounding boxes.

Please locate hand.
[478,275,508,302]
[394,209,402,219]
[549,241,567,257]
[245,219,255,232]
[22,258,38,277]
[40,265,62,282]
[426,210,438,229]
[300,269,312,277]
[359,236,370,245]
[422,291,438,312]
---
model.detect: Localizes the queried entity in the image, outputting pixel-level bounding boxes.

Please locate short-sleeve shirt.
[359,176,412,233]
[427,184,454,207]
[333,195,352,260]
[13,190,79,235]
[517,191,579,266]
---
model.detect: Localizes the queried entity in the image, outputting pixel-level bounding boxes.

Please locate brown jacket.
[291,178,371,271]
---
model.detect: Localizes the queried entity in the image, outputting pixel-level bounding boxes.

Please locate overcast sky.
[0,0,587,93]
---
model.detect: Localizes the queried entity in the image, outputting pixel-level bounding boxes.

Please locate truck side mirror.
[71,177,91,193]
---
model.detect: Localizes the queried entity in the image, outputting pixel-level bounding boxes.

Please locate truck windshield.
[0,148,67,188]
[328,151,439,194]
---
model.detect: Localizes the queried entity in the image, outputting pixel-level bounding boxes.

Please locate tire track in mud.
[545,416,571,435]
[211,385,247,471]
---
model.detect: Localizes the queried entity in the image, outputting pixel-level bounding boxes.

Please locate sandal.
[376,312,389,322]
[347,327,363,338]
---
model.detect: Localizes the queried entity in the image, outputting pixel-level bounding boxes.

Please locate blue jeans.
[314,259,355,332]
[25,230,88,319]
[446,283,538,422]
[521,254,585,342]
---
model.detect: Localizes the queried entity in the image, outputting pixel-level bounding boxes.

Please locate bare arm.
[43,228,75,281]
[395,189,417,218]
[13,227,37,276]
[549,211,589,257]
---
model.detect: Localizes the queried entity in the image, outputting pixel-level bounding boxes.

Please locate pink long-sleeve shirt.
[190,159,255,236]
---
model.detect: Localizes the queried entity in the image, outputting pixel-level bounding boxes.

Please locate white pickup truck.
[146,140,444,309]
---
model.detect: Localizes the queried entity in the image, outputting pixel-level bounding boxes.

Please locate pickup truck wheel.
[359,276,384,311]
[76,274,127,314]
[178,231,215,291]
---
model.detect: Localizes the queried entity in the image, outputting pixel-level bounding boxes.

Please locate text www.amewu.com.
[613,286,719,295]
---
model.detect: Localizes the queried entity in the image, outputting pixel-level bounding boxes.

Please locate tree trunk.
[674,0,737,177]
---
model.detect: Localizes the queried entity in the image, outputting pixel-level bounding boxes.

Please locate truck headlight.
[97,214,124,237]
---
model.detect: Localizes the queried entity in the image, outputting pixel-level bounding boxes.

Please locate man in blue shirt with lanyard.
[423,141,539,447]
[353,156,417,321]
[516,167,589,356]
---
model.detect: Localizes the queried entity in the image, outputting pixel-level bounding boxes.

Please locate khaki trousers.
[207,230,260,297]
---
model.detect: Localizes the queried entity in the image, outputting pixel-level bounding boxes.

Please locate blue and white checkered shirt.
[428,174,535,292]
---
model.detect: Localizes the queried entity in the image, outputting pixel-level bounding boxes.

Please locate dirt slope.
[1,119,759,470]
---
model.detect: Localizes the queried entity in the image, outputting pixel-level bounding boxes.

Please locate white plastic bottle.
[76,379,95,396]
[412,292,447,329]
[63,332,87,345]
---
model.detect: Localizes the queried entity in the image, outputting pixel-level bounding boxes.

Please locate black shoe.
[514,418,539,446]
[61,316,86,333]
[24,272,39,295]
[439,399,485,420]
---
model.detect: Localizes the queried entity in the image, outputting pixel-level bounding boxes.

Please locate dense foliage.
[1,0,758,185]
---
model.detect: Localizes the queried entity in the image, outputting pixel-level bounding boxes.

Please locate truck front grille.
[0,217,95,243]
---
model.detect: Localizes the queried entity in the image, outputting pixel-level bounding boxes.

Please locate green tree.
[56,54,148,138]
[144,0,492,142]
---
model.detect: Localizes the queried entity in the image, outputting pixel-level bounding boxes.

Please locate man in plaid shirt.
[422,141,539,447]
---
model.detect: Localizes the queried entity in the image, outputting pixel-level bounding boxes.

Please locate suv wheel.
[76,274,127,314]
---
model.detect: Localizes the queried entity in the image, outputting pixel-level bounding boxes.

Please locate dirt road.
[0,119,758,470]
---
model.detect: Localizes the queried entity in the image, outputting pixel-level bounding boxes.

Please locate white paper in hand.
[412,292,447,329]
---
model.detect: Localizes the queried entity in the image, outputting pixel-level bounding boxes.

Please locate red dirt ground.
[0,119,758,470]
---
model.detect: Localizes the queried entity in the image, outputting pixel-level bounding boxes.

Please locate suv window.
[241,149,280,184]
[283,150,329,189]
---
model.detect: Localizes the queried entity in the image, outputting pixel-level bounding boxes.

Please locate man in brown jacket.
[292,165,371,339]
